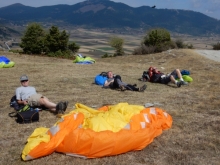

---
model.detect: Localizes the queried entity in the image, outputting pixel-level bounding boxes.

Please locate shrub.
[133,44,156,55]
[187,44,194,49]
[9,49,23,54]
[175,39,184,48]
[175,39,193,49]
[101,53,109,58]
[142,28,174,53]
[213,42,220,50]
[109,36,124,56]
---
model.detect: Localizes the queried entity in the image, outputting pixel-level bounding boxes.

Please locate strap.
[8,112,17,117]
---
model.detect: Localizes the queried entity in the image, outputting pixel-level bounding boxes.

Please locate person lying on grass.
[15,74,68,114]
[104,71,147,92]
[145,67,188,87]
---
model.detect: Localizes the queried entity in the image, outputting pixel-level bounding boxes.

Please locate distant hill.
[0,0,220,35]
[0,25,20,39]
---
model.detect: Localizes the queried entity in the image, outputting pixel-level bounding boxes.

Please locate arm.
[104,79,114,87]
[15,87,29,105]
[17,100,28,105]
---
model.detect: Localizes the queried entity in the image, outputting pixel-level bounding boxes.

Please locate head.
[149,66,158,73]
[20,75,29,87]
[107,71,114,78]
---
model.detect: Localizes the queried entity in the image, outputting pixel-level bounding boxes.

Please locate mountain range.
[0,0,220,36]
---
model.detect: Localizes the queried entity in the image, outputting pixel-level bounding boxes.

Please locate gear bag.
[9,95,39,124]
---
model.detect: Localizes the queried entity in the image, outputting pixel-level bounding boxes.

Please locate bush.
[133,44,156,55]
[213,42,220,50]
[175,39,184,48]
[109,36,124,56]
[175,39,193,49]
[101,53,109,58]
[9,49,23,54]
[187,44,194,49]
[142,28,174,53]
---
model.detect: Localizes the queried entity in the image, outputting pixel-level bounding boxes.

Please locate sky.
[0,0,220,20]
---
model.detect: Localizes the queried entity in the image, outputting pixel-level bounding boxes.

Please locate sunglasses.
[21,80,28,82]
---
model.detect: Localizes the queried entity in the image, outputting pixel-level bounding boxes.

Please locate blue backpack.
[94,72,108,86]
[181,70,190,75]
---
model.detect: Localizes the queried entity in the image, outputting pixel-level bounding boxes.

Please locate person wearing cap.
[15,75,68,114]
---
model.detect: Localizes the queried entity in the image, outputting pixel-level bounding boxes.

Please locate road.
[195,50,220,62]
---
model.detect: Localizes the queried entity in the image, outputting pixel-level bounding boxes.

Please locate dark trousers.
[110,75,139,91]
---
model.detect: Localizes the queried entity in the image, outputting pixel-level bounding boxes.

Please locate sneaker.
[119,85,126,91]
[181,81,188,85]
[177,81,182,87]
[177,81,188,87]
[139,84,147,92]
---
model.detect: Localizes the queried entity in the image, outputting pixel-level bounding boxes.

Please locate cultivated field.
[3,27,220,58]
[0,48,219,165]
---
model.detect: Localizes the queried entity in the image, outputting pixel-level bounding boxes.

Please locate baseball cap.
[20,75,28,81]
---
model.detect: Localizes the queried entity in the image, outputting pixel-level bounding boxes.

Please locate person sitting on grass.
[145,67,188,87]
[104,71,147,92]
[15,75,68,114]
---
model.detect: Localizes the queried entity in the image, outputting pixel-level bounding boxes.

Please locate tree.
[20,23,45,54]
[44,26,69,54]
[213,42,220,50]
[109,36,124,56]
[20,24,80,57]
[68,42,80,54]
[143,28,172,52]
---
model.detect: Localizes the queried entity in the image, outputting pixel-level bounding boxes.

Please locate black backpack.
[9,95,39,124]
[10,95,25,111]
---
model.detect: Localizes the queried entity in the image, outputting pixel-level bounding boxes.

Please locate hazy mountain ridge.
[0,0,220,35]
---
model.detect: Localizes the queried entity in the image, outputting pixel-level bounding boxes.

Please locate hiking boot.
[139,84,147,92]
[56,102,65,114]
[119,85,126,91]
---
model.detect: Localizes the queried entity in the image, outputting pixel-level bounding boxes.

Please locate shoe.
[133,84,137,87]
[181,81,188,85]
[177,81,188,87]
[56,102,65,114]
[119,85,126,91]
[63,101,68,112]
[177,81,182,87]
[139,84,147,92]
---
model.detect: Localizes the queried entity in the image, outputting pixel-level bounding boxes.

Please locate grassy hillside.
[0,49,219,164]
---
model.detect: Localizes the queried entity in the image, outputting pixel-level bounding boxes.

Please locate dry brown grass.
[0,49,220,165]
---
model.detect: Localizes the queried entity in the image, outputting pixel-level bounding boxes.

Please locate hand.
[23,100,28,105]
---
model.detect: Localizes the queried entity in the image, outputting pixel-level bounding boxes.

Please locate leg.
[170,69,188,87]
[170,75,177,84]
[28,94,68,113]
[173,69,188,86]
[175,69,183,79]
[112,75,127,88]
[39,97,57,112]
[125,84,139,91]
